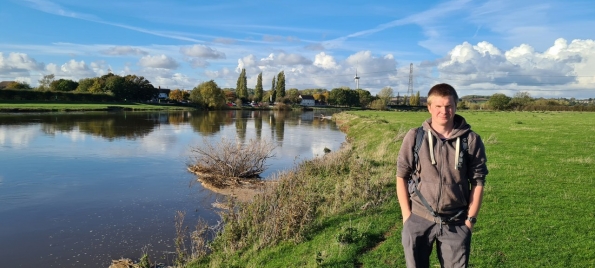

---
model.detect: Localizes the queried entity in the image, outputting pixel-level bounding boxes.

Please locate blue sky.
[1,0,594,98]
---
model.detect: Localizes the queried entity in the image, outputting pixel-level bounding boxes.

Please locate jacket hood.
[421,114,471,169]
[422,114,471,140]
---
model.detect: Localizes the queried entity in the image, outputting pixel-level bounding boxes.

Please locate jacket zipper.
[436,137,444,214]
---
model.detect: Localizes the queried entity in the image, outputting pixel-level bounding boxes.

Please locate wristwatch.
[466,216,477,224]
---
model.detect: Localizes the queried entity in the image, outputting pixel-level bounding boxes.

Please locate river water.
[0,109,345,267]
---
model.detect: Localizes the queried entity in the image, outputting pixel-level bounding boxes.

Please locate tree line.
[463,92,595,111]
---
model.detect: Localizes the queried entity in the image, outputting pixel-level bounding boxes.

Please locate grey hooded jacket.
[397,114,488,222]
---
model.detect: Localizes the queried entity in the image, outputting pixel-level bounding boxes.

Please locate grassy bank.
[0,101,195,112]
[183,110,595,267]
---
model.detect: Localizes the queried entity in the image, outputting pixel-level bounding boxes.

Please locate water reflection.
[0,110,339,144]
[0,109,345,267]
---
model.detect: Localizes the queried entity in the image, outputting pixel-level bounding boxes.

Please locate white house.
[299,95,316,106]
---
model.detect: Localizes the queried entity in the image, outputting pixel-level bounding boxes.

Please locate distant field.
[0,101,193,112]
[194,110,595,268]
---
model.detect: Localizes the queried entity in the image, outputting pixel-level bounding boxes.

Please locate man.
[396,83,488,268]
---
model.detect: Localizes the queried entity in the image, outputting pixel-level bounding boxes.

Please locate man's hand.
[402,211,411,224]
[465,220,474,232]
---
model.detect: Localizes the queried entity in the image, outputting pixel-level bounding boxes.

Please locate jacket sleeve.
[396,128,418,180]
[467,133,489,186]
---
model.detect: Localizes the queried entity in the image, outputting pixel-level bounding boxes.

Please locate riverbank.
[0,101,198,112]
[180,110,595,267]
[0,101,342,113]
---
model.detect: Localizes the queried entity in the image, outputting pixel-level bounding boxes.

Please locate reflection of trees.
[254,111,263,140]
[168,112,190,126]
[272,111,286,142]
[235,111,250,143]
[0,113,160,140]
[76,114,159,140]
[188,111,228,135]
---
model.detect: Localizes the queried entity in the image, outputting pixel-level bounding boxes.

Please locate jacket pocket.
[440,183,469,211]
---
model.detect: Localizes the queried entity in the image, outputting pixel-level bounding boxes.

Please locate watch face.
[468,217,477,223]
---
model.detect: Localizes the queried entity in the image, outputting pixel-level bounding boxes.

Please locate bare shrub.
[208,142,390,259]
[189,138,276,187]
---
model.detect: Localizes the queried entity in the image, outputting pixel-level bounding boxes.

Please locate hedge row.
[0,89,117,102]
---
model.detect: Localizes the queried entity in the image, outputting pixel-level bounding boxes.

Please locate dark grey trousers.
[401,213,472,268]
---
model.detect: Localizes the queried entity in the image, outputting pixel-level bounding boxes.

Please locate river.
[0,109,345,267]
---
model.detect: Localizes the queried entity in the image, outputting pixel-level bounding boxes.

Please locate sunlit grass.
[184,110,595,268]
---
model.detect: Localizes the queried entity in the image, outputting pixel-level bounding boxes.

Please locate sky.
[1,0,595,99]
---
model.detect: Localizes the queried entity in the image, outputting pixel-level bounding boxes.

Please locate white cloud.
[45,59,96,80]
[430,38,595,98]
[101,46,148,56]
[180,44,226,59]
[138,55,179,69]
[0,52,44,74]
[313,52,338,70]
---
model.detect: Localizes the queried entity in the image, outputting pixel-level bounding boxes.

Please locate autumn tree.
[409,91,421,106]
[190,80,226,109]
[169,89,189,102]
[377,86,393,106]
[4,81,32,90]
[76,78,96,92]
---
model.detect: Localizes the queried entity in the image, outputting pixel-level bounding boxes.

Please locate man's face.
[427,95,456,127]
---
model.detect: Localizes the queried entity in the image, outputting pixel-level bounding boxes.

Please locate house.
[299,95,316,106]
[157,86,171,100]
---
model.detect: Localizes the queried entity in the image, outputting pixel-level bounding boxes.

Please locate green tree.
[510,92,533,110]
[276,71,285,98]
[191,80,226,109]
[76,78,96,92]
[37,74,55,91]
[236,68,248,100]
[270,76,277,103]
[254,72,263,102]
[286,88,300,104]
[356,89,372,108]
[104,75,126,98]
[488,93,511,110]
[329,87,348,106]
[123,75,157,101]
[51,79,78,92]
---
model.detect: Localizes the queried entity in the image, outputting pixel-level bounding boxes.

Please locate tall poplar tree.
[276,71,285,98]
[271,76,277,102]
[236,68,248,100]
[254,72,263,102]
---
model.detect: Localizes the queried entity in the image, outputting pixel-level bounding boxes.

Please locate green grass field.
[343,111,595,267]
[190,110,595,267]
